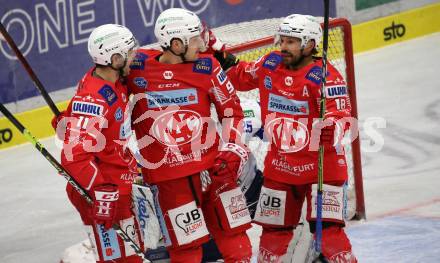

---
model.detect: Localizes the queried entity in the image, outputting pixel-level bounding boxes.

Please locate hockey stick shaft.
[0,22,60,116]
[0,103,150,262]
[0,102,92,203]
[315,0,330,253]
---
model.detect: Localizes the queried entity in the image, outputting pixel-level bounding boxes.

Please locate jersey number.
[77,116,90,129]
[335,98,346,110]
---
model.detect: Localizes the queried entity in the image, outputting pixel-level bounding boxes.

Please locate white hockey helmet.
[88,24,138,66]
[275,14,322,49]
[154,8,202,49]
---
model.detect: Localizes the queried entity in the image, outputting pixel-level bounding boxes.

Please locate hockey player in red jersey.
[127,8,252,263]
[53,24,142,263]
[225,14,358,263]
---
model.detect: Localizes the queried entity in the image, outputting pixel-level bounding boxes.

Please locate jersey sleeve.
[227,55,266,91]
[228,52,282,92]
[61,93,108,191]
[209,61,245,144]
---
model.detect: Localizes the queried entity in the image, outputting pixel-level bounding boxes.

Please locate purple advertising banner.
[0,0,334,105]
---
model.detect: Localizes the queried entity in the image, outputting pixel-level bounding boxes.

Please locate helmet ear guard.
[87,24,138,66]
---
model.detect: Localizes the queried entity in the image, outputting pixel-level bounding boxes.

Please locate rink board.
[0,101,68,150]
[352,2,440,53]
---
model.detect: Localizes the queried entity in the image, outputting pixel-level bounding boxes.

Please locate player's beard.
[281,50,304,69]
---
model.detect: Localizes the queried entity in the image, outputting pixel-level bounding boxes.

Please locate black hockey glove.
[214,51,239,71]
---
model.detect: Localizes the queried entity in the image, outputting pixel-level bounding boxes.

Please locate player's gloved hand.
[92,184,119,229]
[208,144,252,232]
[51,110,67,130]
[320,122,335,146]
[310,119,339,151]
[214,51,240,71]
[201,21,239,71]
[201,21,226,53]
[212,143,249,180]
[51,111,68,140]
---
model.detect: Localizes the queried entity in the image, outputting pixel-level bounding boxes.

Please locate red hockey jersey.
[61,68,137,195]
[127,49,244,183]
[228,51,352,185]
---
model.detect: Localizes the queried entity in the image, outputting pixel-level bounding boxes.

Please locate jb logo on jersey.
[254,187,286,225]
[168,202,209,245]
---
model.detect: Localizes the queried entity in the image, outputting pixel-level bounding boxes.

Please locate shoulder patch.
[133,77,148,89]
[130,52,148,70]
[193,57,212,74]
[263,53,282,70]
[98,85,118,106]
[306,66,324,85]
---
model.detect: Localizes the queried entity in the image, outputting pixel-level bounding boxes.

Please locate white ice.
[1,33,439,263]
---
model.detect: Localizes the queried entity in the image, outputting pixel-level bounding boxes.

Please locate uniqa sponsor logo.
[72,101,103,116]
[326,86,347,97]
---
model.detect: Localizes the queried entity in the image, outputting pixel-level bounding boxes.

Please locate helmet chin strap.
[168,38,189,62]
[170,46,188,62]
[109,58,127,77]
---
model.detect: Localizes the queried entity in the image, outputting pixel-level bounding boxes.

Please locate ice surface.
[1,33,439,262]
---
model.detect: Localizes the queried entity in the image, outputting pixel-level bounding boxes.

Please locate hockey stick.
[315,0,330,254]
[0,22,60,116]
[0,103,150,262]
